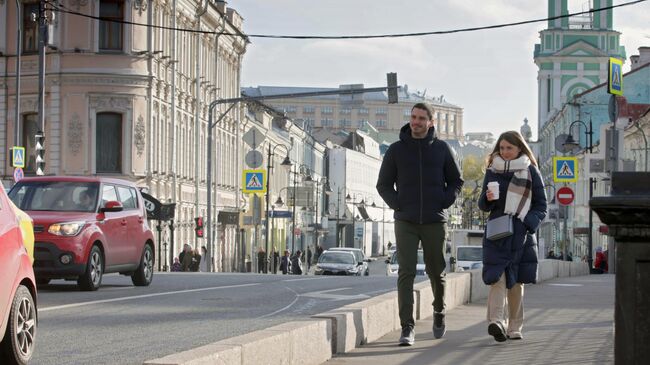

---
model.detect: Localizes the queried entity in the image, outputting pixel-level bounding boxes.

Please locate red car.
[9,176,155,291]
[1,185,37,364]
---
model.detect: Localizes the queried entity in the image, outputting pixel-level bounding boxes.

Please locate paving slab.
[323,274,615,365]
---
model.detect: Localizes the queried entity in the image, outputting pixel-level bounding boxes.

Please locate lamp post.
[264,144,292,274]
[312,178,333,254]
[288,164,312,254]
[563,118,594,270]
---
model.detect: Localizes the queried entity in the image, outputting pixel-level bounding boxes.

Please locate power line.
[46,0,647,40]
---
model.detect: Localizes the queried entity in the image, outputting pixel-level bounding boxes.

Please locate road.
[32,258,418,365]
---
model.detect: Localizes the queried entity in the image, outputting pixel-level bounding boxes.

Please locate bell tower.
[534,0,625,131]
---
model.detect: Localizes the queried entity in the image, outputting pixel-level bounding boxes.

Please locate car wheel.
[78,246,103,291]
[131,244,154,286]
[1,285,36,365]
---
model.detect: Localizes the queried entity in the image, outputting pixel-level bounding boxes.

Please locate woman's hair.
[486,131,538,167]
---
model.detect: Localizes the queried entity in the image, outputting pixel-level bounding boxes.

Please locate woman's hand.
[486,190,497,201]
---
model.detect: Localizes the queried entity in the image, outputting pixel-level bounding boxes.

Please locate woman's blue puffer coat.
[478,165,547,289]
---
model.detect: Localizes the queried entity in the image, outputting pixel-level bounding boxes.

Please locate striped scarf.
[489,155,532,221]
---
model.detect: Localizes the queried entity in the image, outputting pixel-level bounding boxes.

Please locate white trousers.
[487,273,524,335]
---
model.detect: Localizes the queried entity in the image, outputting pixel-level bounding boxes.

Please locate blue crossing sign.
[11,146,26,168]
[242,170,266,194]
[608,57,623,96]
[553,157,578,183]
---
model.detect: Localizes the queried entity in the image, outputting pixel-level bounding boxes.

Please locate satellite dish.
[555,134,580,154]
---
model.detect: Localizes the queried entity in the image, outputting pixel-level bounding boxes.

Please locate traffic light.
[35,131,45,176]
[387,72,399,104]
[194,217,204,238]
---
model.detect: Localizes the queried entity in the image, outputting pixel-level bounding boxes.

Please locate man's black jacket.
[376,124,463,224]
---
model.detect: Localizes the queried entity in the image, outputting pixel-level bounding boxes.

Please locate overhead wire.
[44,0,647,40]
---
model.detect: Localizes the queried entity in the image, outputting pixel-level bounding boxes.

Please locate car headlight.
[346,266,359,273]
[315,265,323,272]
[48,221,86,236]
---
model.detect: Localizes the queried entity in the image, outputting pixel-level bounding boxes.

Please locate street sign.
[556,186,575,206]
[608,57,623,96]
[245,150,263,168]
[242,127,265,149]
[242,170,266,194]
[13,167,24,183]
[270,210,292,218]
[11,146,26,168]
[553,157,578,183]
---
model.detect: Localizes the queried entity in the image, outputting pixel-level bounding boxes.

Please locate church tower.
[534,0,625,131]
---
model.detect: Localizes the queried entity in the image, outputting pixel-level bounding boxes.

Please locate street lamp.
[264,144,292,274]
[289,164,312,254]
[563,118,594,270]
[327,186,347,248]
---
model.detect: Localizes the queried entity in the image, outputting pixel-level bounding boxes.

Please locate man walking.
[377,102,463,346]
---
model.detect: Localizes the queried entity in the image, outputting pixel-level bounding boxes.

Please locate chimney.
[632,46,650,71]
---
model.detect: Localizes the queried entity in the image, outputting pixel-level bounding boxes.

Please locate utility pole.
[36,0,47,175]
[15,0,23,146]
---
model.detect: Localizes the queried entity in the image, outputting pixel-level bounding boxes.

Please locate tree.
[461,155,487,229]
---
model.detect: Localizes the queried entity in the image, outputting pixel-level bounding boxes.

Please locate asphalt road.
[32,258,420,365]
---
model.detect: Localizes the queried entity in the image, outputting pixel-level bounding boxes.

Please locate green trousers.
[395,220,447,329]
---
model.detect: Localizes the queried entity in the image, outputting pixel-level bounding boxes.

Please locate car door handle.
[121,219,128,226]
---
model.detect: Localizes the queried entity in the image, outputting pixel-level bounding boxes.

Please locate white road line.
[40,283,260,312]
[257,286,300,319]
[282,277,322,282]
[548,283,583,287]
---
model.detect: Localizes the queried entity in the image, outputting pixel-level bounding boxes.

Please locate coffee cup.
[487,181,499,200]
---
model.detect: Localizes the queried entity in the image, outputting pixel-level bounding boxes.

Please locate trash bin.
[590,172,650,365]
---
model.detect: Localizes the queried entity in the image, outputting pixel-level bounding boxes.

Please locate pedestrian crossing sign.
[11,146,26,168]
[553,157,578,183]
[608,57,623,96]
[242,170,266,194]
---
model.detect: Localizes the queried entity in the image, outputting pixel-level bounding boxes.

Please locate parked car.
[386,250,426,276]
[314,250,361,276]
[9,176,155,291]
[455,245,483,271]
[327,247,370,276]
[1,185,37,364]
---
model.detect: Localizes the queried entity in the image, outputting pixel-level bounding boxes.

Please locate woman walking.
[478,131,547,342]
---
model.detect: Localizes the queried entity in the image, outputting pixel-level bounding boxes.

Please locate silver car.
[386,250,426,276]
[327,247,370,276]
[314,251,361,276]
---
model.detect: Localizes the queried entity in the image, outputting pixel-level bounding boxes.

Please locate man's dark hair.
[411,102,434,120]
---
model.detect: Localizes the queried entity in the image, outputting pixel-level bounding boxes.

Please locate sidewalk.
[324,274,614,365]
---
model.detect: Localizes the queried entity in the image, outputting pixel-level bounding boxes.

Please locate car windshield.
[390,251,424,265]
[457,247,482,261]
[319,252,356,265]
[330,248,362,263]
[9,181,100,213]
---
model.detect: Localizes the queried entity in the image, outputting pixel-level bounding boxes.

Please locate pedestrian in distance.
[272,247,280,274]
[594,246,608,273]
[257,247,266,273]
[307,246,313,273]
[171,257,182,272]
[280,250,291,275]
[291,250,303,275]
[198,246,208,272]
[180,244,193,272]
[376,102,464,346]
[478,131,547,342]
[190,247,201,272]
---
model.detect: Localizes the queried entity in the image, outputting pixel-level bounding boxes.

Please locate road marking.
[257,286,300,319]
[300,287,370,301]
[40,283,260,312]
[548,283,583,287]
[283,277,322,282]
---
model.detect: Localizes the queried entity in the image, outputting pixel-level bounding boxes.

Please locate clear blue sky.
[235,0,649,139]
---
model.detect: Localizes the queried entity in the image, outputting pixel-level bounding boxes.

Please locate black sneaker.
[433,312,446,339]
[399,327,415,346]
[488,322,507,342]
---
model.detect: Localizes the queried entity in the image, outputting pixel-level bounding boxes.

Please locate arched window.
[96,112,122,173]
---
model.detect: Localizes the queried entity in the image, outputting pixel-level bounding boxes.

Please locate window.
[321,118,333,127]
[117,186,136,209]
[376,107,387,115]
[340,108,351,115]
[321,106,333,115]
[376,120,386,128]
[284,106,297,114]
[22,114,39,173]
[23,3,39,53]
[99,0,124,51]
[358,107,369,115]
[339,119,351,128]
[303,106,315,114]
[96,112,122,173]
[101,185,118,207]
[403,108,411,116]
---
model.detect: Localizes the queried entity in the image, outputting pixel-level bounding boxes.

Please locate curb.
[143,260,588,365]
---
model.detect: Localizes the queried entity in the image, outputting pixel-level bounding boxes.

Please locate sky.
[234,0,650,140]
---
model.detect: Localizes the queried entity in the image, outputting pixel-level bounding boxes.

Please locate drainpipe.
[170,0,178,260]
[195,0,208,249]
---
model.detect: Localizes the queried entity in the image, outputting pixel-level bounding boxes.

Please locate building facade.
[0,0,247,271]
[242,84,464,143]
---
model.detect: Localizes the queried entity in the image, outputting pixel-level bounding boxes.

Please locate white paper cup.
[487,181,499,200]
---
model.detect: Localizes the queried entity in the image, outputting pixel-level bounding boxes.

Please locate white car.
[456,245,483,271]
[327,247,370,276]
[314,251,361,276]
[386,250,426,276]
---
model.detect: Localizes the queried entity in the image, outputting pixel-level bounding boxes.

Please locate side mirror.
[385,259,390,264]
[101,200,124,213]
